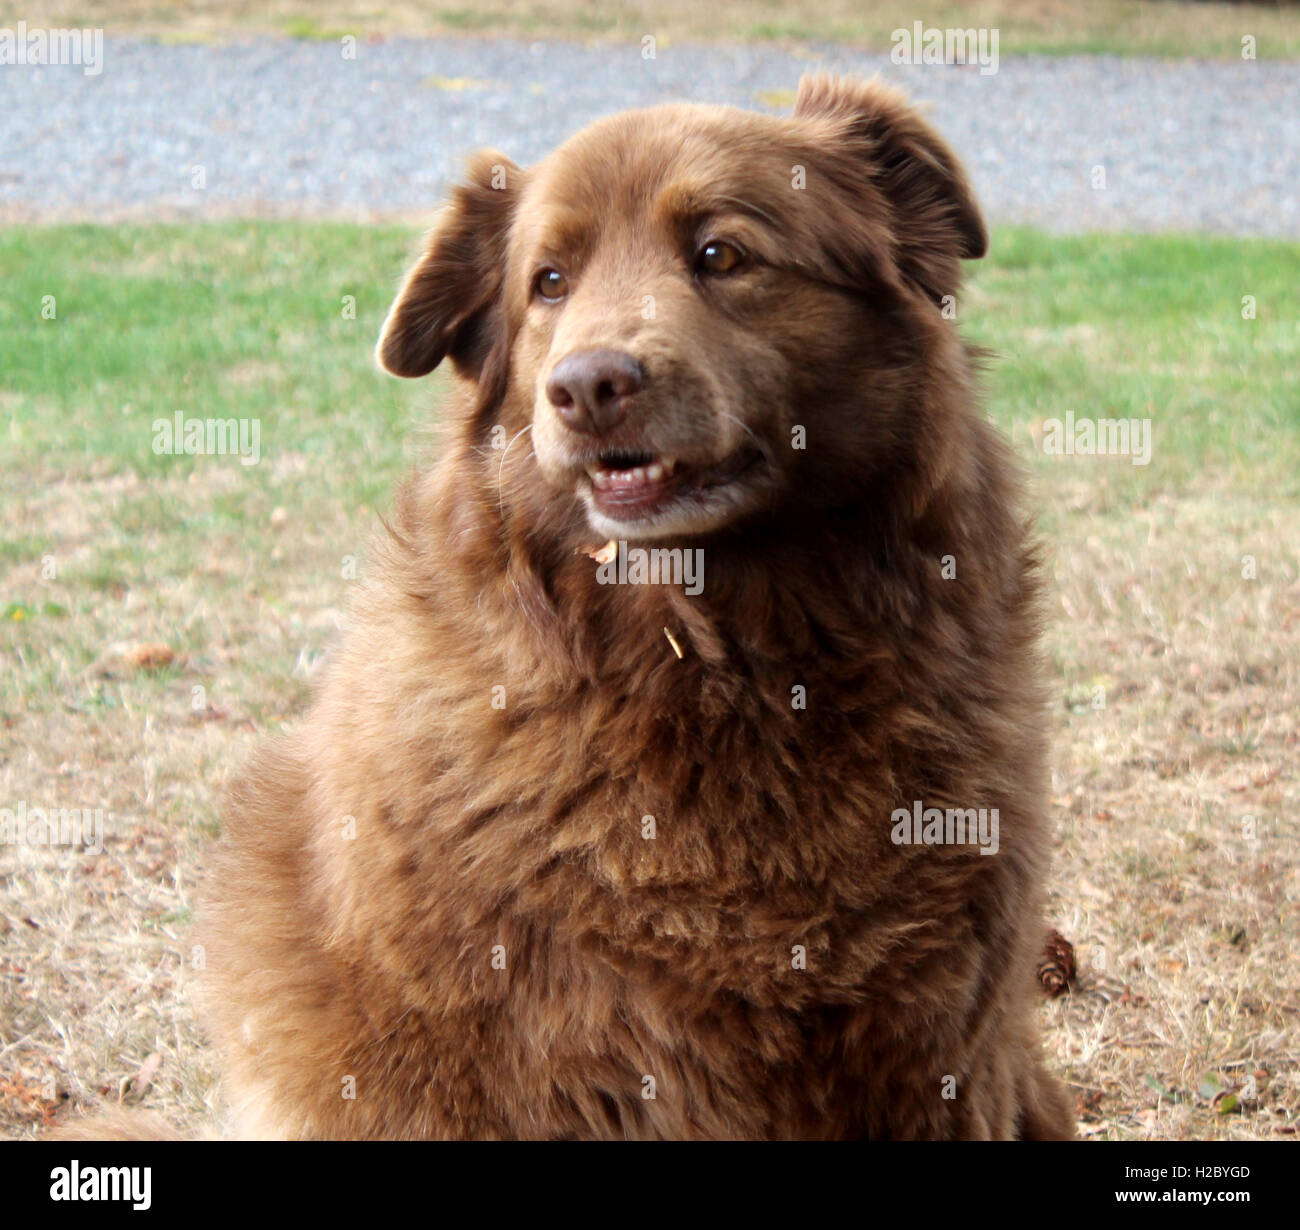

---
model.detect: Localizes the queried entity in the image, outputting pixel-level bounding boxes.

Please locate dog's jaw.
[573,451,764,540]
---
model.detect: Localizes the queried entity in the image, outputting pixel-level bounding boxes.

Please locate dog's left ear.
[377,150,523,379]
[794,75,987,298]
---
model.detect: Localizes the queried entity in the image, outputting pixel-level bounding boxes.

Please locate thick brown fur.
[70,76,1075,1140]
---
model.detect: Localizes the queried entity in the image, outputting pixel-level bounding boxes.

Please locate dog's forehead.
[519,104,794,226]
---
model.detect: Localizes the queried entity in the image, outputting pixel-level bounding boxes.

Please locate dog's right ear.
[376,151,523,379]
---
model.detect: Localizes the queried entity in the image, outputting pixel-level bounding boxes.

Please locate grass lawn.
[0,221,1297,1138]
[21,0,1300,59]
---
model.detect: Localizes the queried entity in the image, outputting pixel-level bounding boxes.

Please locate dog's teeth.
[589,457,672,496]
[662,458,677,474]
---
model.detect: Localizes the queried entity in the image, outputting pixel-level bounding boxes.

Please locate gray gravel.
[3,35,1298,235]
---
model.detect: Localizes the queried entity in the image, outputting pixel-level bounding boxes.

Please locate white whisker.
[716,410,763,452]
[497,424,534,519]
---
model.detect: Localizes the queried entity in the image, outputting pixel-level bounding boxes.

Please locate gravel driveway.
[3,35,1297,235]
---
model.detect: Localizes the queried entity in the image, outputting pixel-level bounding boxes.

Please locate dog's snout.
[546,349,645,435]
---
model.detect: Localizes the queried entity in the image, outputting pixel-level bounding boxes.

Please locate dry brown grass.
[0,468,331,1136]
[1035,483,1299,1139]
[2,471,1295,1140]
[20,0,1300,58]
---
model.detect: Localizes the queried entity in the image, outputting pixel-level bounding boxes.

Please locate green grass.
[1,221,1296,492]
[965,228,1300,510]
[0,223,439,718]
[0,221,1296,719]
[0,223,432,501]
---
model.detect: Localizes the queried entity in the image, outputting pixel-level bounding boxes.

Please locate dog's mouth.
[582,446,763,520]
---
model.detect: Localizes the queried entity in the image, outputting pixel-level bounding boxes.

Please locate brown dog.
[194,76,1071,1139]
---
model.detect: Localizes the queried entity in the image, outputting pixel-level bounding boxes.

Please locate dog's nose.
[546,349,644,436]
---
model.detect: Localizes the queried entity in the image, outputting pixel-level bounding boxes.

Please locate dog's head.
[378,75,986,542]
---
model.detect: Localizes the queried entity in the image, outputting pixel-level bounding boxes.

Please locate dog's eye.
[534,268,569,302]
[695,240,745,276]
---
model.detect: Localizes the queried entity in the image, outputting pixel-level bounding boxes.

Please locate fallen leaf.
[1198,1071,1230,1101]
[122,642,175,670]
[1144,1074,1180,1101]
[89,641,179,676]
[583,539,618,565]
[2,600,67,621]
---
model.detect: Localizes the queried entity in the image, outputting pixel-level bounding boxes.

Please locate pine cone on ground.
[1038,929,1076,997]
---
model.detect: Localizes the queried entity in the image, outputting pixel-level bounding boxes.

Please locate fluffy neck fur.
[382,339,1033,710]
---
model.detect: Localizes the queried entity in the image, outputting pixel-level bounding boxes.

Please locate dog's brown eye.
[535,268,569,301]
[696,240,744,276]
